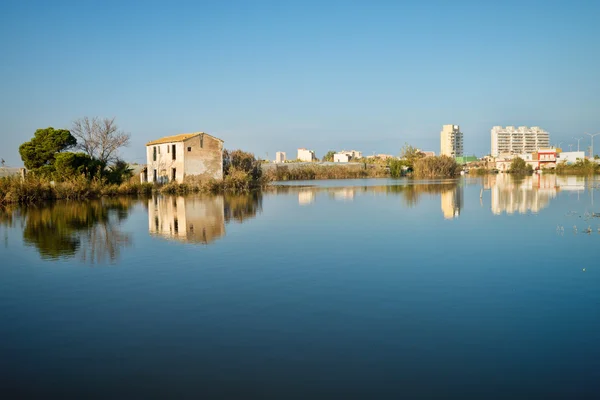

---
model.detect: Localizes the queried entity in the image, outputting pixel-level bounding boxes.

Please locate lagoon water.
[1,175,600,398]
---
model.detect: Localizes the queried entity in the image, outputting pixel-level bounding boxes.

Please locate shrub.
[413,156,460,178]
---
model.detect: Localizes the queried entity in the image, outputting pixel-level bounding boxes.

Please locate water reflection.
[441,186,463,219]
[0,199,134,263]
[148,193,262,244]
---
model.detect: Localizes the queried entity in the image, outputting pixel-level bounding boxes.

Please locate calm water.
[1,175,600,398]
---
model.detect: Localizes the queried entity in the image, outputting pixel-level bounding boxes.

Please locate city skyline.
[1,0,599,167]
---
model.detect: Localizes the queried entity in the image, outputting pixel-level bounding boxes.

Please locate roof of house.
[146,132,223,146]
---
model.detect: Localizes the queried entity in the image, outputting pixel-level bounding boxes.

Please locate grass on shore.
[0,172,267,204]
[262,164,388,181]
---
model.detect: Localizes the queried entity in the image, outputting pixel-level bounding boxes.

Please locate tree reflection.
[19,199,133,263]
[224,192,262,223]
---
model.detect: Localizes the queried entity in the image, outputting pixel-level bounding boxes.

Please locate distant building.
[455,155,478,164]
[534,148,557,169]
[297,148,317,162]
[491,126,549,157]
[333,153,351,162]
[420,151,435,157]
[275,151,287,163]
[145,132,223,183]
[440,125,463,158]
[557,151,585,165]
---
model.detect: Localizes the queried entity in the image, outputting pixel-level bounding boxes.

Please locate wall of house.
[146,142,186,183]
[183,135,223,182]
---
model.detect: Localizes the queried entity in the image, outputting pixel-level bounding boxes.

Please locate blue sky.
[1,0,599,166]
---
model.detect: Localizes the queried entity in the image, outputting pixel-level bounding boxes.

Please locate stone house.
[144,132,223,183]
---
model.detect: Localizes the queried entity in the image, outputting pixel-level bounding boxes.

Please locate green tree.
[106,159,134,184]
[400,143,425,169]
[322,150,336,162]
[19,127,77,172]
[508,157,533,174]
[223,149,262,182]
[53,152,99,180]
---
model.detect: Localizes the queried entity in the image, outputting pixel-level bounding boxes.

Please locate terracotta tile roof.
[146,132,223,146]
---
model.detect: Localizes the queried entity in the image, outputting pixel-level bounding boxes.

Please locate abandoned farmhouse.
[143,132,224,183]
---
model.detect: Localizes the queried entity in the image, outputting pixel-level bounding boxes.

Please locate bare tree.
[71,117,131,164]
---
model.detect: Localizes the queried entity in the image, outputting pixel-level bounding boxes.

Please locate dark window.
[153,146,157,161]
[187,147,192,152]
[172,168,176,181]
[153,169,157,182]
[167,145,169,153]
[172,145,176,160]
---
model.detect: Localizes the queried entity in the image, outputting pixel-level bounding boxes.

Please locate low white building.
[333,153,351,162]
[297,148,317,162]
[556,151,585,165]
[275,151,287,163]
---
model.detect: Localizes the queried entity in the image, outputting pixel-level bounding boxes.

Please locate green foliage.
[555,159,599,175]
[19,127,77,172]
[388,158,410,178]
[106,160,133,184]
[413,155,460,178]
[53,152,101,180]
[508,157,533,175]
[223,149,263,183]
[400,143,425,168]
[322,150,336,162]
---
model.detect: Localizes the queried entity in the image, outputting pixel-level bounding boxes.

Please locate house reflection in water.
[149,195,225,244]
[298,190,315,206]
[441,186,463,219]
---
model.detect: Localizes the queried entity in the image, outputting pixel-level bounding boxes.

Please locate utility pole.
[573,137,583,152]
[568,144,573,151]
[585,133,600,158]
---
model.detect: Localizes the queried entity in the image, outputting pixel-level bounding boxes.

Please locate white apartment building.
[297,148,317,162]
[491,126,550,157]
[440,125,463,158]
[275,151,287,163]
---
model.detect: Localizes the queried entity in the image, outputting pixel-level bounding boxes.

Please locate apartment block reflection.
[149,195,225,244]
[441,185,463,219]
[489,174,557,215]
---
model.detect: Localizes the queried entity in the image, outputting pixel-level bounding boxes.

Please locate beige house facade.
[145,132,223,183]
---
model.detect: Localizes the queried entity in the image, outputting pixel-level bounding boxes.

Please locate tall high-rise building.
[491,126,550,157]
[440,125,463,158]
